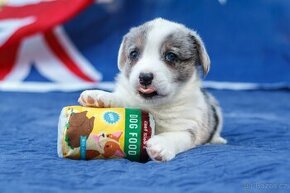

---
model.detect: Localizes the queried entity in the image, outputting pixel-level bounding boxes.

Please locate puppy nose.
[139,72,154,86]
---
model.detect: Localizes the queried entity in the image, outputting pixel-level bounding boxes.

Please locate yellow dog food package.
[57,106,155,162]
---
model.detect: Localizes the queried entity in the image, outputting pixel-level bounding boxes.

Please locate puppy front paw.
[78,90,112,107]
[146,136,175,162]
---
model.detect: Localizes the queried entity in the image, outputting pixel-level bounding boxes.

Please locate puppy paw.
[78,90,112,107]
[146,136,175,162]
[210,136,227,144]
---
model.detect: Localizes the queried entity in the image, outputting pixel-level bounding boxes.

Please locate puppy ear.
[190,31,211,76]
[117,36,127,71]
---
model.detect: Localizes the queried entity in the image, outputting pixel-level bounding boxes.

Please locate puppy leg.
[146,131,195,162]
[78,90,124,108]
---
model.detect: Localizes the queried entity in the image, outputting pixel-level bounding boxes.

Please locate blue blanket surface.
[0,90,289,193]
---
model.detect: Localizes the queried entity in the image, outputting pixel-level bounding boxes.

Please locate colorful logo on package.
[103,112,120,124]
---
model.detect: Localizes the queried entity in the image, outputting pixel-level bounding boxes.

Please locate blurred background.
[1,0,290,92]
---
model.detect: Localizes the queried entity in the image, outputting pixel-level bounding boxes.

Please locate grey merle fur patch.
[160,30,199,82]
[118,23,151,77]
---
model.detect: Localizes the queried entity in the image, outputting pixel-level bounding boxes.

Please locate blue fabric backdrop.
[62,0,290,84]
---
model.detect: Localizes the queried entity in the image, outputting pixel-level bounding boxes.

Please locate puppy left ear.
[117,36,127,71]
[190,31,211,76]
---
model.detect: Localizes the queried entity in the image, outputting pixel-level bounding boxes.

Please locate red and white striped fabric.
[0,0,110,92]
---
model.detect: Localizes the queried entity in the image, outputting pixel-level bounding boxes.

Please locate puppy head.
[118,18,210,104]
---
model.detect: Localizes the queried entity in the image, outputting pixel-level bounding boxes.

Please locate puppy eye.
[129,50,139,60]
[165,52,178,63]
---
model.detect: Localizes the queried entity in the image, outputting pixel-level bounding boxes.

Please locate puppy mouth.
[137,85,159,99]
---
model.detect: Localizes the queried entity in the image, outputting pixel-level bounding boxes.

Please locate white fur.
[79,18,226,162]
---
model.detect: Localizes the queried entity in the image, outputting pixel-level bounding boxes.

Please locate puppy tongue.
[138,86,156,94]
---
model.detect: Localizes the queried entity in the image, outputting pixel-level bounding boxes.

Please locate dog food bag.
[57,106,155,162]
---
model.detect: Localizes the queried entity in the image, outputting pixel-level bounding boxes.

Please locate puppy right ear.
[117,36,127,71]
[189,31,211,76]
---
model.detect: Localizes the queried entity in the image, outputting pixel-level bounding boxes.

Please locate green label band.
[124,109,142,161]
